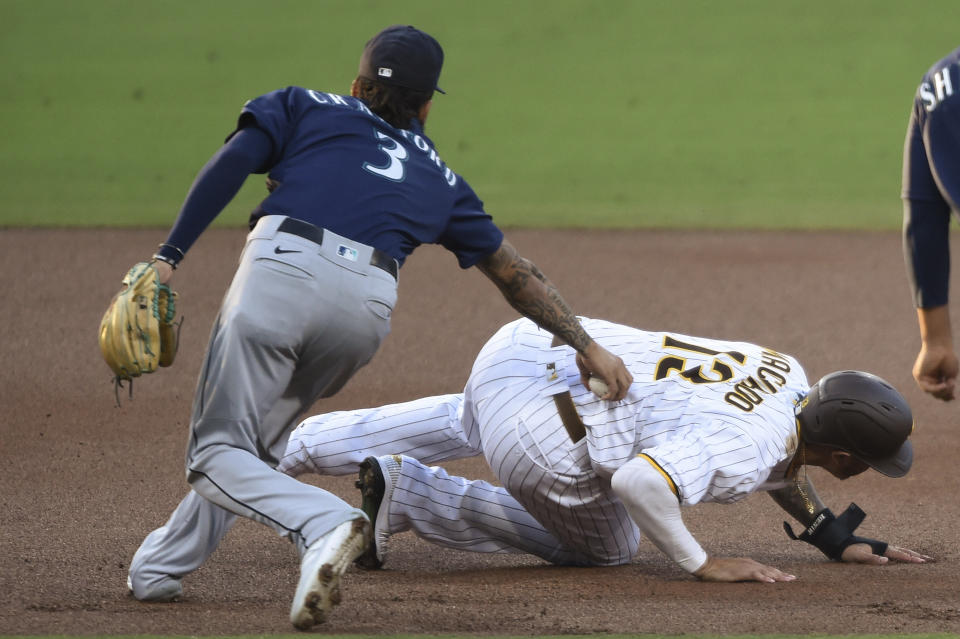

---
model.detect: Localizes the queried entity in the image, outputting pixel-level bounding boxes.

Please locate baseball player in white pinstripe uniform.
[280,317,930,581]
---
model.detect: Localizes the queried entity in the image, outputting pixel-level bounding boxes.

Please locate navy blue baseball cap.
[358,25,445,94]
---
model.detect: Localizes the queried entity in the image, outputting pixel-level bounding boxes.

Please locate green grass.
[1,0,957,229]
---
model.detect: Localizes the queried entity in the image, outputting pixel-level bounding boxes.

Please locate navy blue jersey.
[902,46,960,307]
[236,87,502,267]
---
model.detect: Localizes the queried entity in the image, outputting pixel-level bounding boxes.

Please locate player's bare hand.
[693,556,796,583]
[913,343,958,401]
[152,258,175,285]
[576,342,633,401]
[841,542,932,565]
[885,545,933,563]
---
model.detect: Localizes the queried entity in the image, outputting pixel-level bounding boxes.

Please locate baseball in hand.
[588,376,609,397]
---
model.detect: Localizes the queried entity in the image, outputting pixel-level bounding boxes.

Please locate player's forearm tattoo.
[478,242,592,352]
[767,477,826,526]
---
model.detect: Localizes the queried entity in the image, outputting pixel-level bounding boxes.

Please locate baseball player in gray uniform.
[125,25,632,630]
[280,317,931,580]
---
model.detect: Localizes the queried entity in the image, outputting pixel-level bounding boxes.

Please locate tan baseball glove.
[98,261,180,396]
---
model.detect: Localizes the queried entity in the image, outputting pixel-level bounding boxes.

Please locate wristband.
[153,243,185,269]
[152,253,178,269]
[783,503,887,560]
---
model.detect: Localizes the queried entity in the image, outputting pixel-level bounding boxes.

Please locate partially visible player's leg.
[184,241,385,553]
[278,393,479,477]
[466,323,641,566]
[370,454,595,565]
[480,407,640,566]
[128,490,236,601]
[180,225,393,629]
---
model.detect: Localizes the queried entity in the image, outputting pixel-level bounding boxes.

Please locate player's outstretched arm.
[150,126,274,280]
[611,456,795,583]
[776,491,933,567]
[475,239,633,400]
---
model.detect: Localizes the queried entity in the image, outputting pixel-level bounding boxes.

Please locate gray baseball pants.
[129,215,397,599]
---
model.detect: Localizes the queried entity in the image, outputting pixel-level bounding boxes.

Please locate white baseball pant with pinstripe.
[280,317,811,566]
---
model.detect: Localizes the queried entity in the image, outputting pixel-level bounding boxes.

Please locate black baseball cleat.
[354,455,401,569]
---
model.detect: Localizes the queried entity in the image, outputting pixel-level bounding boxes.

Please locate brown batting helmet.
[797,370,914,477]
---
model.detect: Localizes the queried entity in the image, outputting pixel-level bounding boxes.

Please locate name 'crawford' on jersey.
[239,86,499,268]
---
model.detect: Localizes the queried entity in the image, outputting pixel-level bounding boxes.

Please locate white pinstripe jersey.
[467,318,810,508]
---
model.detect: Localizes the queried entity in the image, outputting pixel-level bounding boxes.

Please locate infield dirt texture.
[2,227,960,634]
[2,0,960,635]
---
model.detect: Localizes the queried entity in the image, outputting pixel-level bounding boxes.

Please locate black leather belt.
[555,392,586,443]
[277,217,398,280]
[549,334,586,443]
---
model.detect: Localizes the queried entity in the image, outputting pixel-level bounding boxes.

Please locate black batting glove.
[783,503,888,560]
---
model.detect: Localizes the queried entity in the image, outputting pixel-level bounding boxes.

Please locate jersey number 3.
[363,130,408,182]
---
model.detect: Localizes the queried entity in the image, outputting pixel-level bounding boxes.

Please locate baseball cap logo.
[358,25,445,94]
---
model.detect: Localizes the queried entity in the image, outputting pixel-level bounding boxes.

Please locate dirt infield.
[2,228,959,635]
